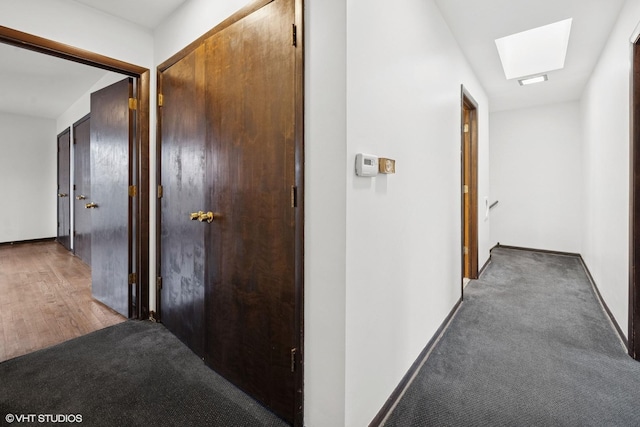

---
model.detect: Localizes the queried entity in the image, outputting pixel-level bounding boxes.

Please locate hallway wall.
[490,102,583,253]
[345,0,490,424]
[580,0,640,338]
[0,113,56,243]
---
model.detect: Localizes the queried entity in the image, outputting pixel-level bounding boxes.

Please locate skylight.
[495,18,572,80]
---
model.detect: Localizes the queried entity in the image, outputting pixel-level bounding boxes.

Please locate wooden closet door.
[73,115,91,266]
[159,45,207,357]
[90,78,133,317]
[204,0,297,422]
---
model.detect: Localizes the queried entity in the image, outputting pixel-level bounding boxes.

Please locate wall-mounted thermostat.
[355,153,378,177]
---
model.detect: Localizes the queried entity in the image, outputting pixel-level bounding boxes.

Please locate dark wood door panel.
[57,129,71,251]
[90,78,133,317]
[205,0,296,421]
[73,115,91,266]
[160,45,207,358]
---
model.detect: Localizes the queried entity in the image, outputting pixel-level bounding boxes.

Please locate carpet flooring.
[385,247,640,426]
[0,321,288,427]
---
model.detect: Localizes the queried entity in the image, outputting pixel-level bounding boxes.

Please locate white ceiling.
[70,0,188,30]
[0,43,112,118]
[0,0,628,120]
[434,0,626,112]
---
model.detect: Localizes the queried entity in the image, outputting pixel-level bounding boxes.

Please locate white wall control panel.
[355,153,378,177]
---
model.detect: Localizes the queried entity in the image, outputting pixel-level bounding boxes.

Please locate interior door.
[73,115,91,266]
[159,45,207,357]
[57,129,71,251]
[90,78,134,317]
[204,0,297,421]
[462,90,478,281]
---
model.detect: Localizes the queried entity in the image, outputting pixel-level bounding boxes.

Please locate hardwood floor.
[0,240,125,362]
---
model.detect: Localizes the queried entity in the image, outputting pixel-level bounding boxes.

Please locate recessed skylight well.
[495,18,572,80]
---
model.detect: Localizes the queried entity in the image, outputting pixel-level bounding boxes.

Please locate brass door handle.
[85,202,98,209]
[189,211,217,223]
[76,195,87,200]
[198,212,216,223]
[58,193,68,198]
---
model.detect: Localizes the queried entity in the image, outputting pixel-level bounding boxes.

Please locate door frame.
[0,25,150,319]
[630,40,640,359]
[461,85,479,291]
[156,0,304,424]
[57,127,71,251]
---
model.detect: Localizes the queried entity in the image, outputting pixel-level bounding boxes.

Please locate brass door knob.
[85,202,98,209]
[57,193,68,198]
[76,195,87,200]
[198,212,216,223]
[189,211,217,223]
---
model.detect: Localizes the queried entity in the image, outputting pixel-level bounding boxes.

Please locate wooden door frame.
[57,127,71,251]
[156,0,304,424]
[630,41,640,359]
[0,25,150,320]
[461,86,479,292]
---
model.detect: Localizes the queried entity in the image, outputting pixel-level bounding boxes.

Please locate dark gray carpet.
[385,247,640,426]
[0,321,288,427]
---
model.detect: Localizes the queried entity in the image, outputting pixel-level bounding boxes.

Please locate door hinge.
[463,246,469,255]
[129,97,137,110]
[292,24,297,47]
[291,186,298,208]
[464,123,469,133]
[157,276,163,290]
[158,185,164,199]
[73,184,76,190]
[128,273,137,285]
[290,348,297,372]
[73,230,76,237]
[463,185,469,194]
[129,185,137,197]
[73,138,77,145]
[158,94,164,107]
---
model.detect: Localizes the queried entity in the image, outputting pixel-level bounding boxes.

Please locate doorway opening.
[461,86,479,292]
[0,26,150,319]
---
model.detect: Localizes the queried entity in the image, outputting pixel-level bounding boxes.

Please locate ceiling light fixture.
[495,18,572,80]
[518,74,548,86]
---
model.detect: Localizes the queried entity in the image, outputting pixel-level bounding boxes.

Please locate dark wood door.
[159,0,299,422]
[57,129,71,251]
[159,45,207,357]
[73,115,91,266]
[90,78,133,317]
[204,0,297,421]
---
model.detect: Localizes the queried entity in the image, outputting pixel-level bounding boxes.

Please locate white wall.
[490,102,582,253]
[580,0,640,337]
[344,0,490,424]
[0,112,56,243]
